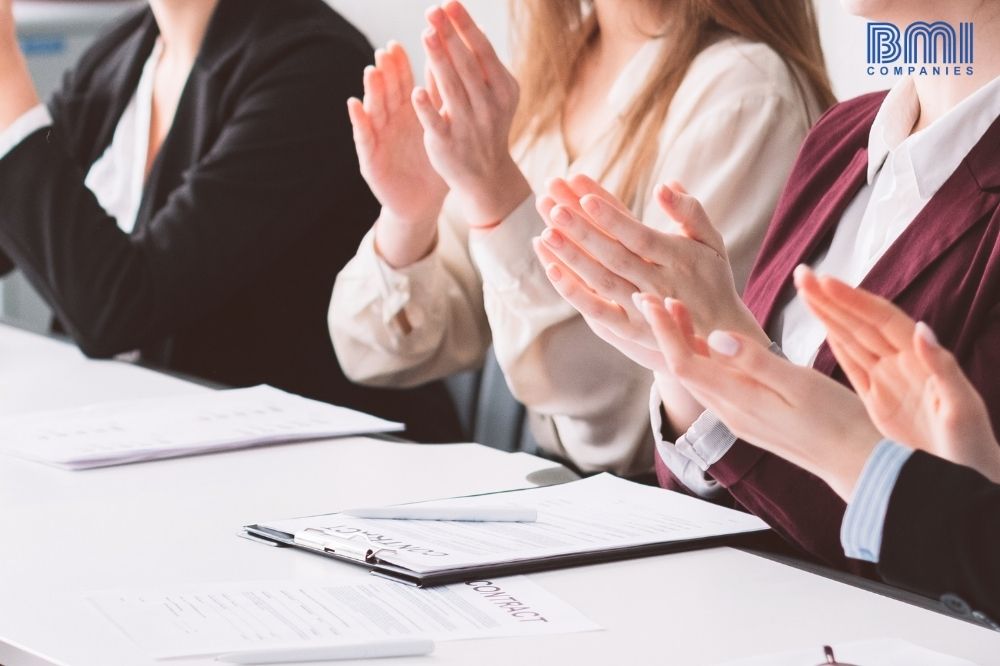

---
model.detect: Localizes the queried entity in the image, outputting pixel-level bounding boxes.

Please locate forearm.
[0,41,40,132]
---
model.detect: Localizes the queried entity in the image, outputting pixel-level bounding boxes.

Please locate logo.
[866,21,974,76]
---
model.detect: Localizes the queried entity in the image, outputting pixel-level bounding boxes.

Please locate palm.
[862,353,935,450]
[362,105,448,223]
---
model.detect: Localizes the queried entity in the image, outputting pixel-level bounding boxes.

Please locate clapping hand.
[797,266,1000,482]
[412,1,531,229]
[636,294,881,500]
[0,0,40,132]
[348,42,448,268]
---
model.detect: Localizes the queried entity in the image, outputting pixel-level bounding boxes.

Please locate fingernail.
[545,264,562,282]
[707,331,741,357]
[631,292,644,311]
[793,264,810,283]
[658,185,674,203]
[916,321,939,347]
[580,196,600,215]
[551,207,571,226]
[542,227,563,248]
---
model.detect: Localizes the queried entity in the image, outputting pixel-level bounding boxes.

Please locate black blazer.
[0,0,460,441]
[880,451,1000,627]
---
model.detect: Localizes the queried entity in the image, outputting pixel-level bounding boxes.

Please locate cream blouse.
[330,35,820,476]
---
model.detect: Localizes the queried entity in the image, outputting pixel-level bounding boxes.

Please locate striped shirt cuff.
[0,104,51,161]
[841,439,914,563]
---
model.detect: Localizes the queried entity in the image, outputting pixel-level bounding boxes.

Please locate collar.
[867,75,1000,197]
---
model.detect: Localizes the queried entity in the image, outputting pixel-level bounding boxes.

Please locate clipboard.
[241,474,771,587]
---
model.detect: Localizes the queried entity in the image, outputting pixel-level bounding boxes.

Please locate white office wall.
[325,0,511,76]
[814,1,893,98]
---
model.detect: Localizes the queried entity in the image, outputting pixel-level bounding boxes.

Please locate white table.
[1,323,998,665]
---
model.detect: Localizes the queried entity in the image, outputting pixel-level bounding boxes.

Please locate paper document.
[719,639,979,665]
[87,576,600,659]
[258,473,769,574]
[0,385,403,469]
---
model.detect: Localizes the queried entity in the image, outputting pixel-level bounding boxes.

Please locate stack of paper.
[87,575,600,659]
[247,473,770,585]
[0,385,403,469]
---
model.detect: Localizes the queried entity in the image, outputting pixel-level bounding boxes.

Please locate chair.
[444,346,539,454]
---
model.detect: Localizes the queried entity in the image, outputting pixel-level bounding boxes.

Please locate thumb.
[657,182,726,258]
[913,323,978,407]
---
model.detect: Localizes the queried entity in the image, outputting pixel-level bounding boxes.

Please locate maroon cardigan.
[656,91,1000,573]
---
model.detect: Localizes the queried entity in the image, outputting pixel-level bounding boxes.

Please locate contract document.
[87,576,599,659]
[245,473,769,585]
[0,385,403,469]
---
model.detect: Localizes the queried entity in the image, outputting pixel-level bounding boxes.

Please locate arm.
[0,35,368,357]
[328,40,492,387]
[879,451,1000,623]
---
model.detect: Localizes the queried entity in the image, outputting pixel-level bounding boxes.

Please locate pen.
[342,506,538,522]
[214,638,435,663]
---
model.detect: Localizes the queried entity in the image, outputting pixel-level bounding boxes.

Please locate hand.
[348,42,448,268]
[412,1,530,228]
[535,175,769,351]
[637,294,882,500]
[796,267,1000,482]
[0,0,40,132]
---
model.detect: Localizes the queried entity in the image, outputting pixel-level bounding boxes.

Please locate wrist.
[374,209,440,269]
[654,371,705,437]
[463,159,531,229]
[0,46,39,131]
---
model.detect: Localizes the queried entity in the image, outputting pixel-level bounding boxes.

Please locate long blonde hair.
[509,0,837,208]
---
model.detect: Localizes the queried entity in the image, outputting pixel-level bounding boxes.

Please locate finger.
[424,65,443,109]
[702,330,797,406]
[913,323,974,402]
[580,193,672,263]
[536,196,556,223]
[374,47,403,109]
[534,242,633,329]
[441,1,506,82]
[388,41,415,95]
[827,336,872,393]
[546,177,590,218]
[412,86,449,137]
[799,279,887,363]
[422,25,472,112]
[664,298,708,356]
[347,98,375,151]
[362,65,388,129]
[540,225,639,305]
[639,295,702,375]
[797,266,911,355]
[427,4,489,103]
[589,318,668,373]
[566,174,631,215]
[657,183,727,258]
[547,204,658,292]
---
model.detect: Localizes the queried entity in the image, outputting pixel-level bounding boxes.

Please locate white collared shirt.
[0,43,162,233]
[331,35,820,476]
[775,75,1000,366]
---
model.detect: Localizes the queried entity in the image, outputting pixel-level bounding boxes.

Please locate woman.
[330,0,834,476]
[632,275,1000,624]
[535,0,1000,567]
[0,0,459,441]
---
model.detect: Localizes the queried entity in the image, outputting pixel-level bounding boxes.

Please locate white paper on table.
[718,638,980,665]
[259,473,770,574]
[0,385,403,469]
[86,575,601,659]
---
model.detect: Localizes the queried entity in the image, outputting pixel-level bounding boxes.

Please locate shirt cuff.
[355,226,443,335]
[841,439,914,563]
[468,195,542,292]
[649,382,725,498]
[0,104,52,161]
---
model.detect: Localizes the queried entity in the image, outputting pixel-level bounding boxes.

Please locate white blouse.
[0,42,163,233]
[330,35,821,476]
